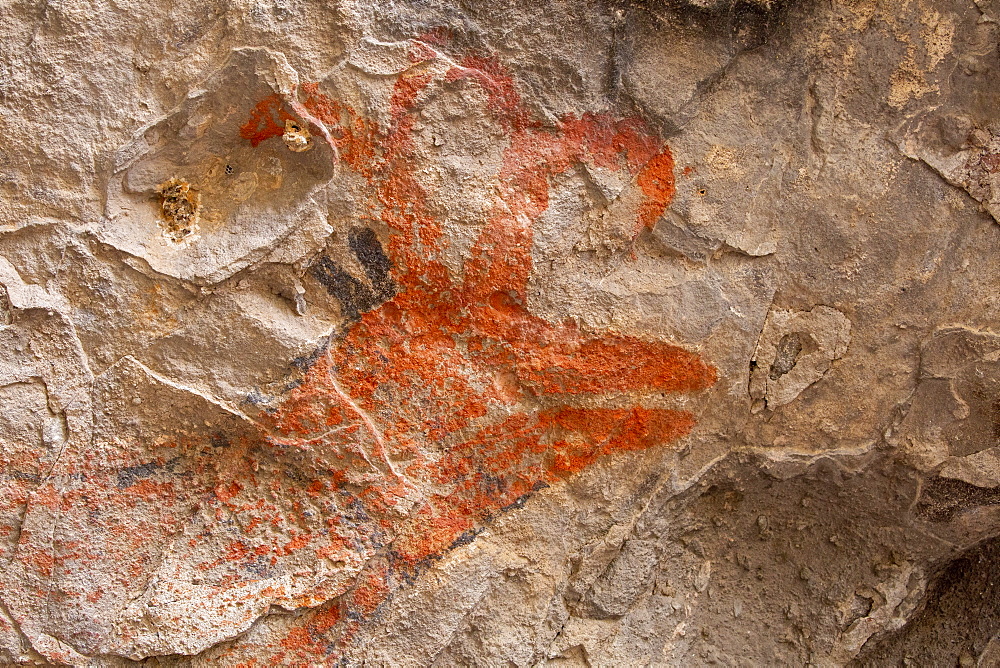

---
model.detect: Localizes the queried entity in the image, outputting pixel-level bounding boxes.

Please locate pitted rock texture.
[0,0,999,665]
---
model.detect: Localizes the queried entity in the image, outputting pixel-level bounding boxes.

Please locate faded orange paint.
[239,94,294,147]
[637,151,677,233]
[197,42,718,663]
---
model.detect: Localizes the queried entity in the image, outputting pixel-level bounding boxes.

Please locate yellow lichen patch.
[283,119,313,152]
[155,178,201,243]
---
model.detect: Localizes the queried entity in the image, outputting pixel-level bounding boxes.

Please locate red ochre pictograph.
[219,44,716,661]
[10,42,715,665]
[223,44,717,662]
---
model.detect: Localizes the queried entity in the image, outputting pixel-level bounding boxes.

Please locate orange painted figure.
[190,43,714,662]
[204,44,716,661]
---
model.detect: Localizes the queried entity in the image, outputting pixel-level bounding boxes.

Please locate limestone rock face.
[0,0,998,665]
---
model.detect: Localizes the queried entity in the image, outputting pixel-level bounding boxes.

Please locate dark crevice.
[852,535,1000,666]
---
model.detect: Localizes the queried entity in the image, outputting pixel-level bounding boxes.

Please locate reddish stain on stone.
[214,480,242,503]
[637,150,677,233]
[448,55,532,131]
[417,26,453,47]
[239,94,294,147]
[982,152,1000,173]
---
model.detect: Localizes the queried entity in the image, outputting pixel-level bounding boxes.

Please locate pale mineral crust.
[0,0,999,665]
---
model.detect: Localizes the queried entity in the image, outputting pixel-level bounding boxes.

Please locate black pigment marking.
[242,554,277,578]
[626,0,805,57]
[349,227,394,299]
[291,343,327,372]
[449,527,485,550]
[311,227,396,321]
[117,458,179,488]
[311,257,371,320]
[281,466,308,483]
[245,387,271,406]
[476,470,506,496]
[118,461,160,488]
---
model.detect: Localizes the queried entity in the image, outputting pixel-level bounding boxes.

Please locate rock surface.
[0,0,999,664]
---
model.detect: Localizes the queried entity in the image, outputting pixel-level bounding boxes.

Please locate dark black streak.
[117,457,179,488]
[310,227,396,322]
[449,527,485,551]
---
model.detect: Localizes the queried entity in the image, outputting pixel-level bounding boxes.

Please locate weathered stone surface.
[1,0,999,665]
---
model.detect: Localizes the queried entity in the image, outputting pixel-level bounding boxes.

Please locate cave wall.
[1,0,999,664]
